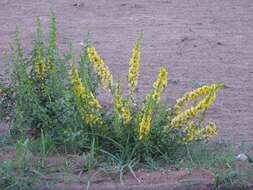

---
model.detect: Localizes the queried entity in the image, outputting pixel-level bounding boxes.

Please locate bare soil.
[0,143,216,190]
[52,169,215,190]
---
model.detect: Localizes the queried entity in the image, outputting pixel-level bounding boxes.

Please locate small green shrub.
[0,13,224,166]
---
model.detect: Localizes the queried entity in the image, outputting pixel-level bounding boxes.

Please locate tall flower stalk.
[47,12,57,71]
[139,105,152,141]
[86,47,113,90]
[113,82,131,124]
[33,17,46,81]
[171,84,223,129]
[152,68,168,102]
[128,37,141,102]
[175,84,223,115]
[139,68,168,140]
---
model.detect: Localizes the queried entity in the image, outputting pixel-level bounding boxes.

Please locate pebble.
[236,153,248,161]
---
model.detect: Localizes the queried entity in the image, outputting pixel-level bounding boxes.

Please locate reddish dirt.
[0,143,216,190]
[0,1,253,143]
[51,168,214,190]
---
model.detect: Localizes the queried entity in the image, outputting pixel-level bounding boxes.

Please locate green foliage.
[0,13,223,176]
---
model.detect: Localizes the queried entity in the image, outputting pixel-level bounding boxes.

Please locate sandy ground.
[0,0,253,143]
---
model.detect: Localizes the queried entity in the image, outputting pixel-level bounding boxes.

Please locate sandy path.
[0,0,252,143]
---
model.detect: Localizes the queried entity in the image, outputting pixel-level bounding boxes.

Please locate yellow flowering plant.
[0,13,225,166]
[169,84,223,144]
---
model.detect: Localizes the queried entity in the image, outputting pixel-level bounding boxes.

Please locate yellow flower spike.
[182,122,199,144]
[139,108,152,141]
[200,122,218,140]
[152,68,168,102]
[71,63,101,109]
[88,92,102,110]
[70,63,102,126]
[87,47,113,90]
[171,84,223,129]
[139,68,168,140]
[121,107,131,124]
[71,63,85,98]
[33,40,46,81]
[35,58,46,81]
[128,38,141,100]
[113,82,131,124]
[175,84,218,115]
[33,18,47,81]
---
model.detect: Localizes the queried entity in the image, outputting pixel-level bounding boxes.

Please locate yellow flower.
[152,68,168,102]
[71,64,85,98]
[139,108,152,141]
[182,122,199,144]
[70,63,102,126]
[82,113,102,126]
[128,39,141,99]
[171,84,223,129]
[87,92,102,110]
[35,65,45,80]
[171,95,212,128]
[200,122,218,140]
[35,60,46,80]
[87,47,113,90]
[121,108,131,124]
[113,82,131,124]
[197,92,217,110]
[33,43,46,81]
[175,84,223,115]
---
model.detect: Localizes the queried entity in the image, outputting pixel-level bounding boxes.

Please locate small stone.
[236,153,248,161]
